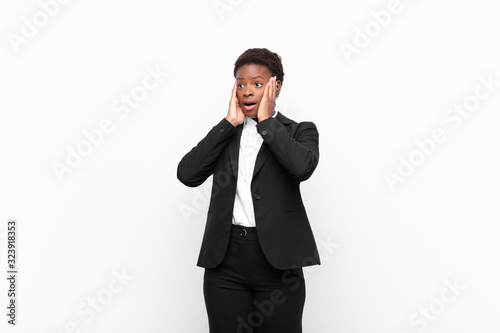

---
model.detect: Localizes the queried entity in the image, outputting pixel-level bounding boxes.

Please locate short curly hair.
[233,48,285,90]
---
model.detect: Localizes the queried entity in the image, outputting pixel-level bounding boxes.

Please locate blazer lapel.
[253,112,291,178]
[252,143,272,178]
[228,112,292,180]
[227,124,243,179]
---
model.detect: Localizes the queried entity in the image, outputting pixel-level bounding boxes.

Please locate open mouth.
[243,102,257,111]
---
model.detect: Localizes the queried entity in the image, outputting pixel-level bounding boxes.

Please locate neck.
[249,110,277,123]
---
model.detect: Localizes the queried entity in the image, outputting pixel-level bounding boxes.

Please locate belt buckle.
[239,228,247,237]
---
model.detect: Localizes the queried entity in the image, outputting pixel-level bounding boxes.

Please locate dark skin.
[225,64,282,126]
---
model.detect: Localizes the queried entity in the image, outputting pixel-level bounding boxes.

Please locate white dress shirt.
[232,111,279,227]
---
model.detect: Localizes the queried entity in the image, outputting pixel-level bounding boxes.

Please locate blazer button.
[261,130,267,135]
[219,128,224,132]
[253,192,261,200]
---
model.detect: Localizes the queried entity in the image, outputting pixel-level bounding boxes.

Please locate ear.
[276,80,282,96]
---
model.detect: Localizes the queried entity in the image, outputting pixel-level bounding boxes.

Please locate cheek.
[255,91,265,102]
[236,91,244,102]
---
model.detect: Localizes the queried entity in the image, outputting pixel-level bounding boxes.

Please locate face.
[235,64,281,118]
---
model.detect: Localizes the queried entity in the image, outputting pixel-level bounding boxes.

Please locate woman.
[177,48,321,332]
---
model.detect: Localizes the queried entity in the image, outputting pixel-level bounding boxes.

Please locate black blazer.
[177,112,321,270]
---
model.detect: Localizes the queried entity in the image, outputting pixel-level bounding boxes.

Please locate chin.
[244,111,257,118]
[242,109,258,118]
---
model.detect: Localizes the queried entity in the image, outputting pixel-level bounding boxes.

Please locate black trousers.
[203,224,306,333]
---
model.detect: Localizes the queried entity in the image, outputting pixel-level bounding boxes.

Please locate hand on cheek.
[225,80,246,127]
[257,76,277,123]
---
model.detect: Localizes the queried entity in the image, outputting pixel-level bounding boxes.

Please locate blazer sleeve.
[177,117,237,187]
[256,117,319,181]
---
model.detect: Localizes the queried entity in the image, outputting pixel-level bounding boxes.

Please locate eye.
[237,83,244,88]
[255,82,263,87]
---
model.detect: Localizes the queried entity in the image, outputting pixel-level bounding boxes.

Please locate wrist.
[258,110,275,123]
[225,116,238,127]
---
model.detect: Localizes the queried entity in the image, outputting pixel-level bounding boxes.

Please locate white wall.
[1,0,499,332]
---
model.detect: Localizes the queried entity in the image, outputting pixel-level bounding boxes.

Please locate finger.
[267,77,273,98]
[274,76,277,98]
[259,84,268,116]
[232,80,237,97]
[273,76,276,98]
[269,76,275,99]
[233,81,242,106]
[263,79,270,99]
[272,76,276,98]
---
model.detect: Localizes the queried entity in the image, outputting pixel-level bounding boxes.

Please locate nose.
[243,86,253,97]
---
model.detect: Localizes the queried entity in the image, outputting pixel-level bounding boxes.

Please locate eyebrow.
[236,76,265,80]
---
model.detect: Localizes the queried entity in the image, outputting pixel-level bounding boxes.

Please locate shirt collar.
[244,110,279,127]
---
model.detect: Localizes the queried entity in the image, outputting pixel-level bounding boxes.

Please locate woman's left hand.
[257,76,277,122]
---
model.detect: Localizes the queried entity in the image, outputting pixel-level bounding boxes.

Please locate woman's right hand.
[225,80,245,127]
